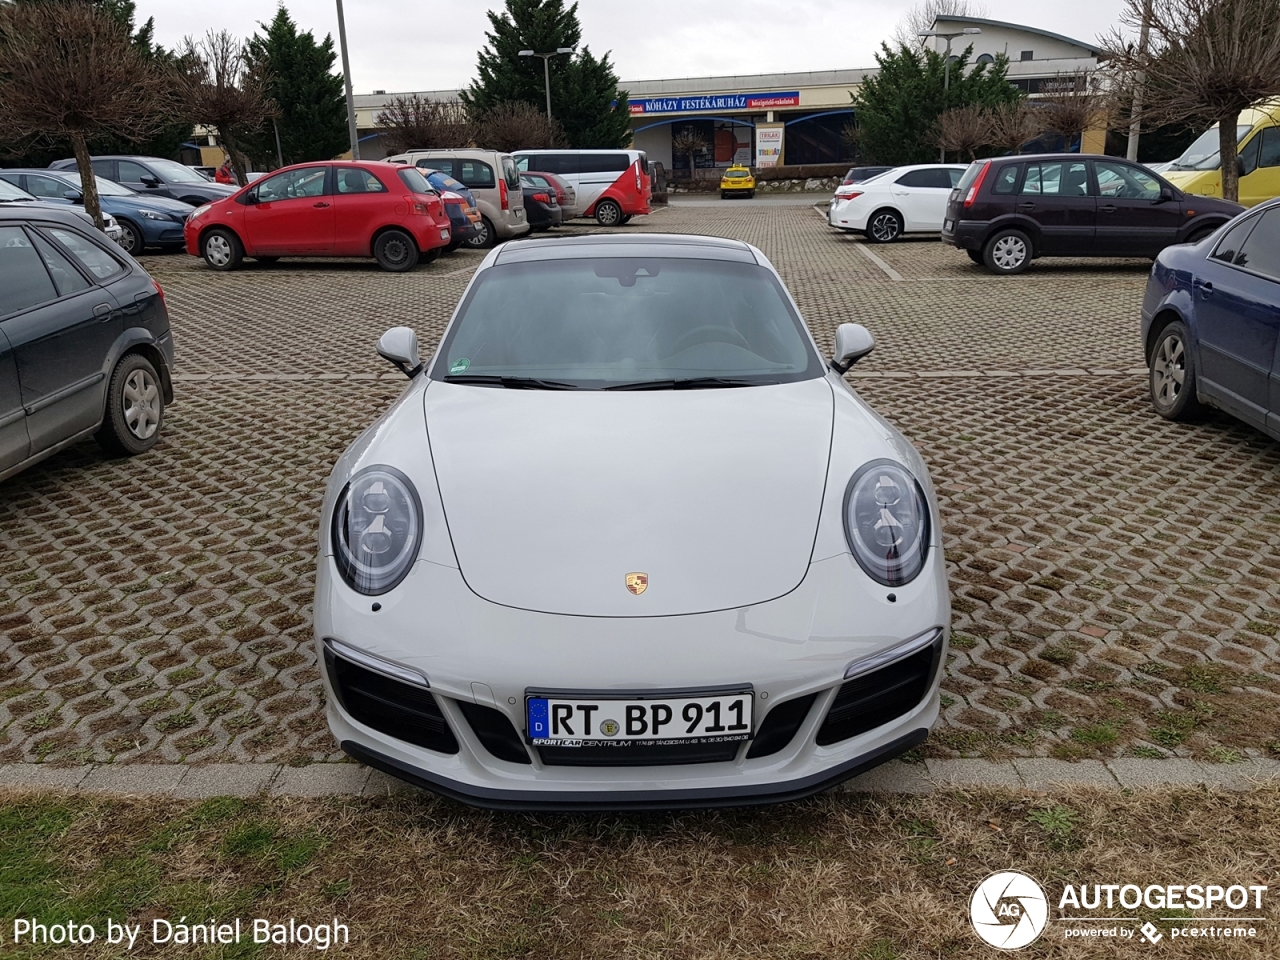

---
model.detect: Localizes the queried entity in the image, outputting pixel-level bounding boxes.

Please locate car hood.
[424,378,834,617]
[122,195,195,216]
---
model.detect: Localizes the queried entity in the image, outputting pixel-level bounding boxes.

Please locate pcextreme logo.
[969,871,1269,949]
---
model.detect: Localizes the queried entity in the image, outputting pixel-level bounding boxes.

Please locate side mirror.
[141,176,161,188]
[1159,185,1175,202]
[830,323,875,374]
[1236,156,1247,179]
[63,190,84,203]
[377,326,422,379]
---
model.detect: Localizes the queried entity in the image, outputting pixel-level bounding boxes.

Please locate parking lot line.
[852,242,906,281]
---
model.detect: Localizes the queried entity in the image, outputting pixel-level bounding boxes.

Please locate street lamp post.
[918,27,982,162]
[518,47,575,120]
[335,0,360,160]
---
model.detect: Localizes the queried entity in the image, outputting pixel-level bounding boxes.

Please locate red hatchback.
[184,161,453,272]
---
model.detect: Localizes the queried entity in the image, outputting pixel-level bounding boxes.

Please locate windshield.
[0,179,36,201]
[145,158,212,183]
[52,172,136,197]
[433,258,821,388]
[1169,125,1253,171]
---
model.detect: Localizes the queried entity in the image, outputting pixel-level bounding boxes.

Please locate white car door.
[890,168,954,231]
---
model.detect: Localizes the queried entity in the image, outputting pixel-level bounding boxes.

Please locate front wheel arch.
[1145,308,1188,365]
[199,223,246,255]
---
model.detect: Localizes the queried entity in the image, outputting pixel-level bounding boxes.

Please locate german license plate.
[527,691,753,746]
[944,218,954,231]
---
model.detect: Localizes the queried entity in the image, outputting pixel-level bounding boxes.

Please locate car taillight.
[963,162,991,208]
[499,177,509,210]
[404,194,430,215]
[837,191,863,202]
[634,163,641,191]
[440,191,463,201]
[532,192,550,203]
[153,280,166,305]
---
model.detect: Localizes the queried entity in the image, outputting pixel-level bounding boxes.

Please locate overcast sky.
[135,0,1128,94]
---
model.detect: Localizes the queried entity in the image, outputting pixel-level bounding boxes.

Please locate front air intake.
[815,636,943,746]
[326,649,459,755]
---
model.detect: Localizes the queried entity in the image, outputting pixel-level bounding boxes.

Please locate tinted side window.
[1210,216,1258,263]
[30,232,91,295]
[255,166,329,202]
[49,227,124,280]
[90,159,114,180]
[0,226,58,316]
[895,170,930,188]
[335,167,388,194]
[457,160,496,189]
[1258,127,1280,169]
[25,175,73,200]
[579,154,629,174]
[543,154,581,175]
[118,160,152,182]
[991,163,1021,195]
[1232,208,1280,280]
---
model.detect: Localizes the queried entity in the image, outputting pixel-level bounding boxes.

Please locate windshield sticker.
[449,358,471,374]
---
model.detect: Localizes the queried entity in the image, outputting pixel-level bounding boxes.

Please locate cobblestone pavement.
[1,203,1277,767]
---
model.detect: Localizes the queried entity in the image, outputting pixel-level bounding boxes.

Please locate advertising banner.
[629,91,800,116]
[755,123,784,168]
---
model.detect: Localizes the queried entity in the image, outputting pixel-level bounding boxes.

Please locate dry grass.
[2,786,1278,958]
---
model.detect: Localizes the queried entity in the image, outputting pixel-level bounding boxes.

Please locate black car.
[49,155,235,207]
[941,153,1243,274]
[842,165,894,184]
[0,206,174,482]
[520,175,562,231]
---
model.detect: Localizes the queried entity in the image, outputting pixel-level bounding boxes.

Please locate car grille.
[537,740,740,767]
[325,649,459,754]
[745,693,817,759]
[815,636,944,746]
[456,701,531,764]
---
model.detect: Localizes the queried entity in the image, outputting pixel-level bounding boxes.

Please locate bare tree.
[892,0,989,48]
[473,102,566,153]
[670,128,711,172]
[1035,70,1112,145]
[1101,0,1280,201]
[376,96,473,154]
[176,31,274,187]
[932,104,993,160]
[0,2,174,228]
[987,101,1045,153]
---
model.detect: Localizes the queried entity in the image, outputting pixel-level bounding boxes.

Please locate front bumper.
[316,547,948,810]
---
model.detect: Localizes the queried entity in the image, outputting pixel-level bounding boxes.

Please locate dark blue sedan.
[0,169,194,255]
[1142,197,1280,441]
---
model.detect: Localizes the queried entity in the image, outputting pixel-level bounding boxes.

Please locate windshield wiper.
[443,374,581,390]
[604,377,777,391]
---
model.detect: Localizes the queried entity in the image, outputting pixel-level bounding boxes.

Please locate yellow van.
[1162,99,1280,206]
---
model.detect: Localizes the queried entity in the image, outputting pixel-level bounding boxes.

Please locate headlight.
[138,210,171,221]
[190,204,212,219]
[843,460,931,587]
[332,466,423,594]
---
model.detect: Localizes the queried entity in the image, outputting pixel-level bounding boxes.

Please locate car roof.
[0,203,97,226]
[493,233,757,265]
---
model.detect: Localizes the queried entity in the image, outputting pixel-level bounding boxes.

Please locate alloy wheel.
[991,235,1027,271]
[204,235,231,267]
[597,201,621,226]
[120,223,141,254]
[1152,333,1186,408]
[870,213,899,242]
[122,368,160,440]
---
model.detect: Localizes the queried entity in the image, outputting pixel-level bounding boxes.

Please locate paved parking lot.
[1,203,1278,768]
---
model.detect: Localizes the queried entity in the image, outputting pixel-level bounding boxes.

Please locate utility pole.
[335,0,360,160]
[518,48,575,120]
[919,27,982,162]
[1125,0,1153,161]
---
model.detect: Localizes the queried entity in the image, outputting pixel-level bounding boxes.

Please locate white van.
[513,150,652,225]
[384,149,528,247]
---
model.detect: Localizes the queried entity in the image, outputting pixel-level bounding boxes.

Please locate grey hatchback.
[0,205,175,482]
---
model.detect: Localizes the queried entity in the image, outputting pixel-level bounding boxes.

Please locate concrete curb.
[1,758,1278,801]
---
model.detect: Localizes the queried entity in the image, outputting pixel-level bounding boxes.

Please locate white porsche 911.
[315,233,949,810]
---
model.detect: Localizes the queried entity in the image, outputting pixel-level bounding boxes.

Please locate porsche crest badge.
[625,572,648,595]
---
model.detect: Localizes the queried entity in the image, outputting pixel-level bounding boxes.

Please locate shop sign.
[755,124,784,168]
[629,91,800,115]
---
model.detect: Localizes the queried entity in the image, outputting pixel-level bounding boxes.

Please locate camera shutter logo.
[970,871,1050,949]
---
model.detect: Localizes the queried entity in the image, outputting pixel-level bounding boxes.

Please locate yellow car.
[1162,98,1280,206]
[719,165,755,199]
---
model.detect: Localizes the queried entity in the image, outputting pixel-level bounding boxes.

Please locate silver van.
[384,150,528,248]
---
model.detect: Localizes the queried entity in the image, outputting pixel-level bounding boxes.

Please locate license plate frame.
[526,684,754,747]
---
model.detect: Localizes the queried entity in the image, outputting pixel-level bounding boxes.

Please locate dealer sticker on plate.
[527,692,753,746]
